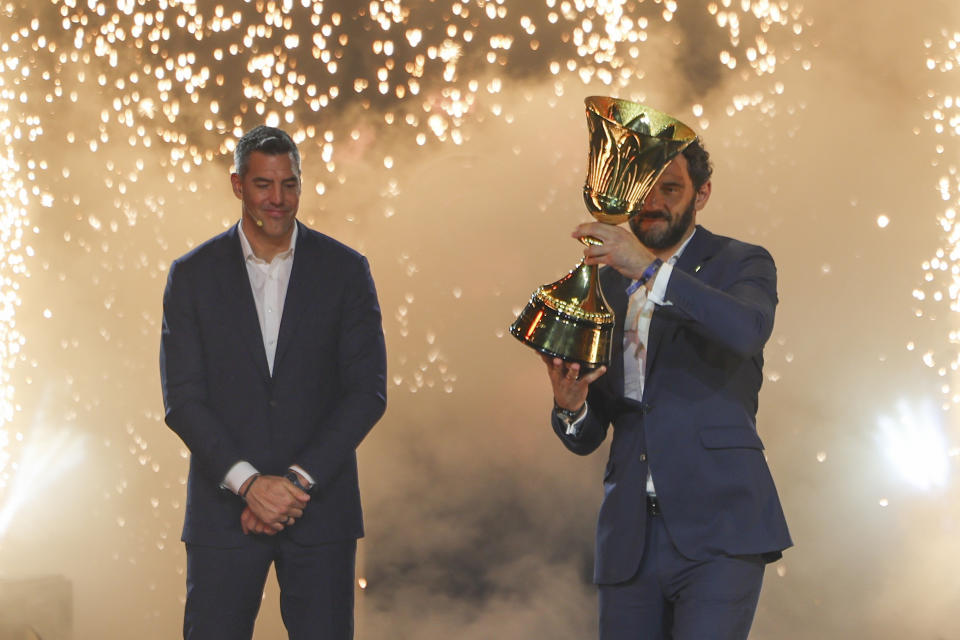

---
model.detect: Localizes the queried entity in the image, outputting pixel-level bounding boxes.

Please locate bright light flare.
[876,399,951,491]
[0,426,86,537]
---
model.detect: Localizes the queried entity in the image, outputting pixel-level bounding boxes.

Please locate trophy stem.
[578,235,603,247]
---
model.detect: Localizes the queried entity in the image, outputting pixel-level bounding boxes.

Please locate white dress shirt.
[222,221,314,494]
[240,221,297,375]
[562,230,698,496]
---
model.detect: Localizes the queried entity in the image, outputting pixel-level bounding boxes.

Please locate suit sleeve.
[159,259,245,485]
[295,255,387,491]
[661,244,777,357]
[551,382,617,456]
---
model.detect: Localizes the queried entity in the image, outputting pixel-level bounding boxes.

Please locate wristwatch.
[284,469,312,493]
[554,402,585,424]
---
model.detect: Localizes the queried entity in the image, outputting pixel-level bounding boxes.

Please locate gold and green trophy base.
[510,251,613,368]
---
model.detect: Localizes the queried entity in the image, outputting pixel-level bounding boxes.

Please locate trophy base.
[510,287,613,368]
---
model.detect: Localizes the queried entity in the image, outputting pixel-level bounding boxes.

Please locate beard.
[629,196,696,250]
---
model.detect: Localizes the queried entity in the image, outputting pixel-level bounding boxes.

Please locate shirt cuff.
[223,461,259,495]
[647,262,674,305]
[289,464,315,489]
[557,403,589,437]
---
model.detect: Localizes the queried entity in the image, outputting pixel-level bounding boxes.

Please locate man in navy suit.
[543,140,791,639]
[160,126,386,639]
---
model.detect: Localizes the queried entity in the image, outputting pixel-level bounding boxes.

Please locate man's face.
[628,154,708,251]
[231,151,301,244]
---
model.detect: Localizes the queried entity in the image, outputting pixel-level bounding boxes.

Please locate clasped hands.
[239,473,311,536]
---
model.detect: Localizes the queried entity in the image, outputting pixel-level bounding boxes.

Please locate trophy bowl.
[509,97,697,367]
[583,96,698,225]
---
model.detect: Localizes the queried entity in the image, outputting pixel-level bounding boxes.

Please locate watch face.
[285,471,310,492]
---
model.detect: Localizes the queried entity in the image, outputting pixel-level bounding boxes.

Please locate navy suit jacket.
[160,221,387,548]
[553,225,792,585]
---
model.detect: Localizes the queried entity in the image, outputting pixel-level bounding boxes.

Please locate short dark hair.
[682,138,712,191]
[234,126,301,178]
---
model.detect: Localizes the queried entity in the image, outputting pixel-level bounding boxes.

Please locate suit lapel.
[215,226,272,382]
[644,226,717,383]
[273,221,316,376]
[601,266,629,399]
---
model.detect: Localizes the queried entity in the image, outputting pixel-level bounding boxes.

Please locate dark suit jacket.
[160,221,387,548]
[553,225,792,585]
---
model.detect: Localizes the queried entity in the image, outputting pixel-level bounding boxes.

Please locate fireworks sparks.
[3,2,960,637]
[0,1,810,497]
[0,8,825,636]
[3,0,810,169]
[916,30,960,407]
[0,109,30,497]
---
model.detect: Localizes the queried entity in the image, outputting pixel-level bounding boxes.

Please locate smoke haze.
[0,1,959,638]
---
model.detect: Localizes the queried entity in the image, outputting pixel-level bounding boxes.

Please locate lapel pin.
[694,264,702,272]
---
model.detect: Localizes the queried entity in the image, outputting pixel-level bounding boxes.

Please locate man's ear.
[230,173,243,200]
[695,180,712,211]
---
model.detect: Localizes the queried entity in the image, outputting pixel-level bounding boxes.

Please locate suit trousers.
[184,535,356,640]
[598,510,764,640]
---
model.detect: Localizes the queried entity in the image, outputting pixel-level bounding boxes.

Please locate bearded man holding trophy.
[511,98,792,640]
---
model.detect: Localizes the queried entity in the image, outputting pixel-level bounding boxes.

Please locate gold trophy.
[510,97,697,367]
